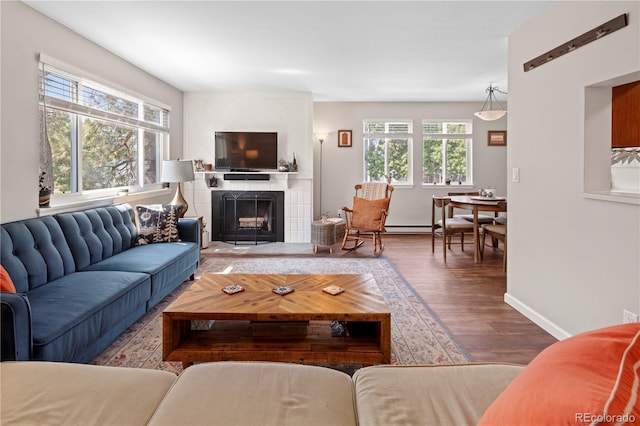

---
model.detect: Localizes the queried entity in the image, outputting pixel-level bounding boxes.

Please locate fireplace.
[212,191,285,243]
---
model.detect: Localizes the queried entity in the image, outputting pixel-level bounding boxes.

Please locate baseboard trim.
[385,225,481,235]
[385,226,429,234]
[504,292,572,341]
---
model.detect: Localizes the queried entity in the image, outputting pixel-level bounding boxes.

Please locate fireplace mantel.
[196,171,299,188]
[187,173,312,243]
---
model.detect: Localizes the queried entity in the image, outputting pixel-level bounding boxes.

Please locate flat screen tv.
[214,131,278,171]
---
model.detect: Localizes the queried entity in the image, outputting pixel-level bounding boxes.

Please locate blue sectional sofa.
[0,203,200,363]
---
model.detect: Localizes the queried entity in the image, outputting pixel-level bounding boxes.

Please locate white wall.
[183,92,313,178]
[314,102,508,225]
[0,2,184,223]
[507,1,640,338]
[182,92,314,242]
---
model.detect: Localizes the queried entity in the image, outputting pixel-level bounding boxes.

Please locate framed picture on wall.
[488,130,507,146]
[338,130,352,147]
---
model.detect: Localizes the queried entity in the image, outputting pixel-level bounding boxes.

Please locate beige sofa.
[4,324,637,425]
[0,361,522,425]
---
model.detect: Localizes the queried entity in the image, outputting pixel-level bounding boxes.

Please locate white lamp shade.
[474,110,507,121]
[314,131,328,142]
[161,160,194,183]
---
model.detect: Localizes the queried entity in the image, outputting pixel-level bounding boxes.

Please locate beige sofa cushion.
[353,363,524,426]
[0,361,177,425]
[149,361,357,426]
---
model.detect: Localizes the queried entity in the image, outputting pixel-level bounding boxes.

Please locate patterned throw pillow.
[135,204,183,245]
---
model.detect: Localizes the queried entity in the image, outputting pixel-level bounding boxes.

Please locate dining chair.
[447,191,497,224]
[431,196,475,262]
[341,183,393,256]
[480,201,507,271]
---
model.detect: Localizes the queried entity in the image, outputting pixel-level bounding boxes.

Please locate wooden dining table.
[448,195,507,264]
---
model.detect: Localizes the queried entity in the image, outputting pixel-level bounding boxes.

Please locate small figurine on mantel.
[278,158,290,172]
[291,153,298,172]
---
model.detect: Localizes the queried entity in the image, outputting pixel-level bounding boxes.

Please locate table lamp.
[162,159,195,217]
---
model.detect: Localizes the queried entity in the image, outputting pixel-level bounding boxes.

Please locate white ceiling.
[24,1,554,102]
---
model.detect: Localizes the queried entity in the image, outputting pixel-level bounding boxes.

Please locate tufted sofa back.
[55,204,137,270]
[1,204,138,293]
[1,216,76,293]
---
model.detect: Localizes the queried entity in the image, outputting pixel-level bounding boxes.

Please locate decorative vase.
[39,189,51,208]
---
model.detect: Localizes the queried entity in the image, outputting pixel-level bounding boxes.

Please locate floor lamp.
[162,159,195,217]
[315,132,328,219]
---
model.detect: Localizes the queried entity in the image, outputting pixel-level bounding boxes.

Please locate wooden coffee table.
[163,274,391,367]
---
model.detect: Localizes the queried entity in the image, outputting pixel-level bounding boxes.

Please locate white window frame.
[422,120,473,186]
[362,119,413,186]
[38,55,170,202]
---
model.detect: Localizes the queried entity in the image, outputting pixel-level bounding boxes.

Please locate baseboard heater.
[223,174,270,181]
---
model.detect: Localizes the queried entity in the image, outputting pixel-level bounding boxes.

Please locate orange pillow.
[350,197,390,231]
[1,265,16,293]
[479,323,640,425]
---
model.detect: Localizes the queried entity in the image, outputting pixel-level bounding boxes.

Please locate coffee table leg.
[380,315,392,364]
[163,315,191,363]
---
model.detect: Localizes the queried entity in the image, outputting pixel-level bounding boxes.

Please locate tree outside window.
[422,121,472,184]
[40,61,168,196]
[363,120,412,184]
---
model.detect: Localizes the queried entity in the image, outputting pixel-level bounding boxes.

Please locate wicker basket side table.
[331,219,346,241]
[311,220,337,253]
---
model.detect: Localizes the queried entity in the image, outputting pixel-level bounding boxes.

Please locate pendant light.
[474,84,507,121]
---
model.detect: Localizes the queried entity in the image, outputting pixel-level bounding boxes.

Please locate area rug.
[92,257,471,374]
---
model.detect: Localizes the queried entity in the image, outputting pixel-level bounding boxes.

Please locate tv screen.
[214,131,278,171]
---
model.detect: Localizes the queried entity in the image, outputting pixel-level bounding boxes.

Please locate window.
[422,121,472,184]
[363,120,412,184]
[39,60,169,196]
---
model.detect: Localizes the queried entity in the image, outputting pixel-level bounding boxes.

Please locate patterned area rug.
[92,257,471,374]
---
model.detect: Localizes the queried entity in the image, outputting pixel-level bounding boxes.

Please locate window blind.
[363,120,413,135]
[39,62,170,134]
[422,121,472,137]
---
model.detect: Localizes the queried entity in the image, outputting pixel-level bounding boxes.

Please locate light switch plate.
[512,168,520,183]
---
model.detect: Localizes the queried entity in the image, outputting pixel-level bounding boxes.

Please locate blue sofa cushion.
[82,242,198,301]
[27,270,150,362]
[1,217,76,292]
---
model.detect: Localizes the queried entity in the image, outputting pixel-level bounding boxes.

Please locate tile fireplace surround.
[184,173,312,243]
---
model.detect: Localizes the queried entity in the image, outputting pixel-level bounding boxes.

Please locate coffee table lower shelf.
[163,319,390,367]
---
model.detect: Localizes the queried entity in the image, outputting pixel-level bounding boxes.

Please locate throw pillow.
[478,323,640,426]
[350,197,390,231]
[135,204,183,245]
[1,265,16,293]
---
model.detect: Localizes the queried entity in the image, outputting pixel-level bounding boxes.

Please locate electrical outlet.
[623,309,639,324]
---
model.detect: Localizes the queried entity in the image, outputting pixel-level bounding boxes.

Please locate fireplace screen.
[212,191,285,244]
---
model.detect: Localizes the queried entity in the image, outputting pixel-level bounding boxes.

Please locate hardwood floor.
[378,234,557,365]
[204,233,558,365]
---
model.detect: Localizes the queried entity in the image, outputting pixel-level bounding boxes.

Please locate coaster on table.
[323,285,345,295]
[222,284,244,295]
[272,286,294,296]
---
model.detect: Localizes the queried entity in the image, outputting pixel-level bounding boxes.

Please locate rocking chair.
[341,183,393,256]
